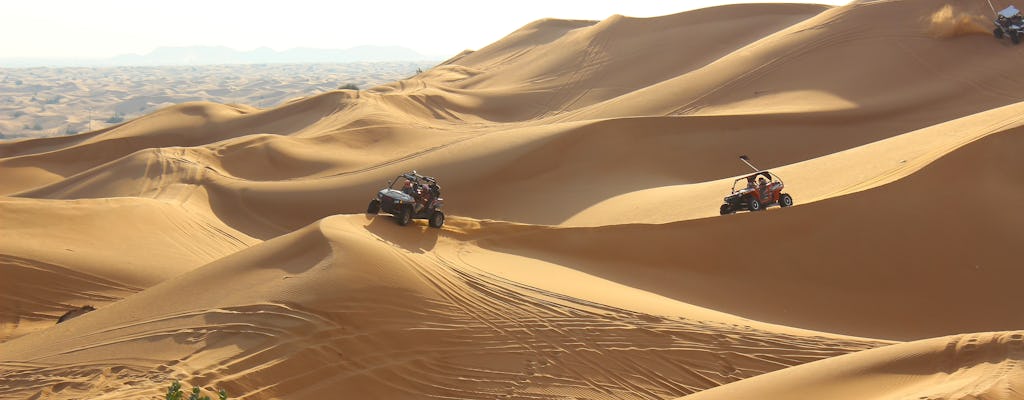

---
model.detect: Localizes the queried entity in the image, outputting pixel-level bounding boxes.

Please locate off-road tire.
[428,211,445,228]
[367,199,380,214]
[995,27,1005,39]
[719,204,732,215]
[396,206,412,226]
[1011,30,1020,44]
[748,198,762,212]
[779,193,793,207]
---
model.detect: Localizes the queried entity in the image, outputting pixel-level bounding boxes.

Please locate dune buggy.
[366,171,445,227]
[719,156,793,214]
[994,5,1024,44]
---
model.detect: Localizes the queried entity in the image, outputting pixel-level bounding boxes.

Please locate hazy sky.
[3,1,849,60]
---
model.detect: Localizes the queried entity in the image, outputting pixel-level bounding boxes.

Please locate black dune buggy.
[366,171,445,228]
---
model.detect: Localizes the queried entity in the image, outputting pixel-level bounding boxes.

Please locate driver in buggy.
[757,176,770,202]
[398,180,426,213]
[414,183,432,213]
[997,6,1023,28]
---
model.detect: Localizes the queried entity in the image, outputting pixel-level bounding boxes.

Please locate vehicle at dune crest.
[994,5,1024,44]
[367,170,445,228]
[720,155,793,215]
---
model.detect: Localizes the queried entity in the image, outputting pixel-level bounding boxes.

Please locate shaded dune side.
[0,254,138,343]
[0,216,883,400]
[680,331,1024,400]
[0,197,256,285]
[0,197,257,341]
[463,124,1024,340]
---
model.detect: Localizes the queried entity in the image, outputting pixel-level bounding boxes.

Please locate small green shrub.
[165,380,227,400]
[338,83,359,90]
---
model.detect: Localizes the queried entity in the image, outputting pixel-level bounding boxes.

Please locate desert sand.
[2,0,1023,399]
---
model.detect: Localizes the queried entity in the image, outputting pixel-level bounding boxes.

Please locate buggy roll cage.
[730,171,784,194]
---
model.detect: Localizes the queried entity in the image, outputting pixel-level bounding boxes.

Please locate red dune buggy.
[719,156,793,214]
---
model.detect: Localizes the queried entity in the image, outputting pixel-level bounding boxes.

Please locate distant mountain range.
[1,45,443,67]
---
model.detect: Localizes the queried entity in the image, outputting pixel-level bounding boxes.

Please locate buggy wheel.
[719,204,732,215]
[428,211,445,228]
[1012,30,1020,44]
[995,27,1005,39]
[366,199,380,214]
[779,193,793,207]
[396,206,412,226]
[748,198,762,212]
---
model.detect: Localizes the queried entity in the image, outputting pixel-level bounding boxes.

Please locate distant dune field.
[2,0,1024,399]
[0,61,437,140]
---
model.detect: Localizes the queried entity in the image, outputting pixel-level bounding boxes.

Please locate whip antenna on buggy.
[738,155,760,172]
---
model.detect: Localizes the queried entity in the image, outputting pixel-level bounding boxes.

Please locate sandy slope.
[0,196,257,342]
[2,0,1024,399]
[679,330,1024,400]
[0,216,884,399]
[464,122,1024,341]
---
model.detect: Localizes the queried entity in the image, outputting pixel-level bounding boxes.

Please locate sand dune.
[2,0,1023,399]
[0,215,885,399]
[680,330,1024,400]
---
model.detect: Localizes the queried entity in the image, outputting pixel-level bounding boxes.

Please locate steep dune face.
[3,0,1024,399]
